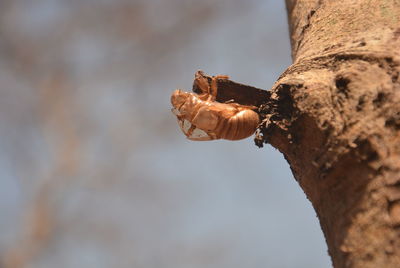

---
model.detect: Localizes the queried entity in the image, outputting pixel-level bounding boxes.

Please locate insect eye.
[171,107,181,116]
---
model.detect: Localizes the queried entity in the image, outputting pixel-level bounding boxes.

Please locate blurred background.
[0,0,331,267]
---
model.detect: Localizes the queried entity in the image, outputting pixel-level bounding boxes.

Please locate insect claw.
[214,75,229,80]
[195,70,211,95]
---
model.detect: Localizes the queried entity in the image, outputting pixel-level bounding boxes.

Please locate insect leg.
[186,124,196,136]
[195,71,211,95]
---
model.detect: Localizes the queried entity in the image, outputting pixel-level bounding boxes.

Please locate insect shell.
[170,74,260,141]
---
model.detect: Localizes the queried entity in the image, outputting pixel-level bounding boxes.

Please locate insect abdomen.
[216,109,259,140]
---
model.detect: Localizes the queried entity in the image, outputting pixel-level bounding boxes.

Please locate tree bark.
[255,1,400,267]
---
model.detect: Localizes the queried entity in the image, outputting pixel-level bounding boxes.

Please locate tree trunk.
[257,1,400,267]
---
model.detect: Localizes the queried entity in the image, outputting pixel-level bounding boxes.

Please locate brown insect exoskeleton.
[171,71,260,141]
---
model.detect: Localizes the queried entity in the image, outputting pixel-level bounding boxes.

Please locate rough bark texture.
[255,1,400,267]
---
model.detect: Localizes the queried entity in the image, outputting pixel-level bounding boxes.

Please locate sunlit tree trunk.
[257,1,400,267]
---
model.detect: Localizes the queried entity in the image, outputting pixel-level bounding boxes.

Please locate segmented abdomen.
[216,108,259,140]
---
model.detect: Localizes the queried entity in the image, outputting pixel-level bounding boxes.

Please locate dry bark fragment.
[192,71,271,107]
